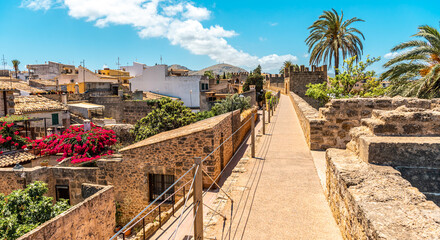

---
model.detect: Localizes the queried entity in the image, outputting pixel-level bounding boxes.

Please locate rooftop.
[0,80,47,93]
[14,95,67,114]
[0,151,37,168]
[29,79,57,86]
[67,102,105,109]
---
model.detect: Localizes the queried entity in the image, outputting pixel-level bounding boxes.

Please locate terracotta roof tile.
[0,151,37,167]
[14,95,67,114]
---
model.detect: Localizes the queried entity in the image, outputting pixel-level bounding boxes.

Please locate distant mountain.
[190,63,248,76]
[168,64,192,71]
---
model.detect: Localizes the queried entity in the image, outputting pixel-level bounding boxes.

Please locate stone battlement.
[289,92,440,150]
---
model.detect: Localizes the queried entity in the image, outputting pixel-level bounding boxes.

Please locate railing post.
[143,218,145,240]
[159,205,162,227]
[193,157,204,240]
[267,104,271,123]
[262,105,265,135]
[251,112,255,158]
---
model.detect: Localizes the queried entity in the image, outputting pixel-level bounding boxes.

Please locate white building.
[130,65,208,109]
[121,62,147,77]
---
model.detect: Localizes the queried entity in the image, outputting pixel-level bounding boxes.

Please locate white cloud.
[21,0,60,10]
[259,37,267,42]
[163,3,183,16]
[384,52,400,59]
[182,3,210,21]
[22,0,297,72]
[303,53,309,58]
[103,64,109,69]
[269,22,278,27]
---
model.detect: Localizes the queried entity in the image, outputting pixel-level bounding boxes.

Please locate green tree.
[279,61,299,74]
[210,94,251,116]
[306,56,384,104]
[243,66,264,102]
[306,9,365,75]
[381,25,440,98]
[0,181,70,240]
[11,60,20,79]
[132,98,198,141]
[253,65,262,75]
[203,71,215,80]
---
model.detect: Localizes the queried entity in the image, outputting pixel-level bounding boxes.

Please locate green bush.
[132,98,197,142]
[0,181,70,239]
[210,94,251,116]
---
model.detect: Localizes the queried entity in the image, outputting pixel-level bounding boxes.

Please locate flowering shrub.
[0,122,31,153]
[34,123,117,164]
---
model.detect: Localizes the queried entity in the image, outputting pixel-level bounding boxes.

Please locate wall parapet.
[18,185,115,240]
[326,148,440,239]
[289,92,440,150]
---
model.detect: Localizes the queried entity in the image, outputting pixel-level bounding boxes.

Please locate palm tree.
[279,61,299,74]
[382,25,440,98]
[306,9,365,75]
[11,59,20,79]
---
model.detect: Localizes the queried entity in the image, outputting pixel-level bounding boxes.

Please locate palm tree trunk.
[334,50,340,76]
[15,70,18,79]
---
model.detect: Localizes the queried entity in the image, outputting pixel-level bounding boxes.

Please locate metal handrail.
[121,180,192,235]
[109,164,196,240]
[201,114,253,164]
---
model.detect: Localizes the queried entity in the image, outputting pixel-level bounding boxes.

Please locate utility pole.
[160,55,162,65]
[116,57,121,84]
[1,55,6,70]
[80,60,85,92]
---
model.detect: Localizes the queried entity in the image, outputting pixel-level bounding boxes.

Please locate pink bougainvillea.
[0,122,30,151]
[34,123,117,164]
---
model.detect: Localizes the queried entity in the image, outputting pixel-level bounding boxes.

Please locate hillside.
[168,64,192,71]
[190,63,248,76]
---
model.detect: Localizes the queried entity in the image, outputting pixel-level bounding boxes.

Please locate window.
[55,185,70,204]
[52,113,59,125]
[201,83,209,91]
[149,174,175,203]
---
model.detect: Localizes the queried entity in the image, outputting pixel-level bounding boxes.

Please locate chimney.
[61,93,67,105]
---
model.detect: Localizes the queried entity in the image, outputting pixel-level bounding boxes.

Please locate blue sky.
[0,0,439,74]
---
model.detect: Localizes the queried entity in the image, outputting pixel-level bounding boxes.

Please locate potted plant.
[40,159,49,167]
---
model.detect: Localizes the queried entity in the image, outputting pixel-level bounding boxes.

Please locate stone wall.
[0,166,100,206]
[107,113,235,223]
[285,65,326,108]
[90,96,156,124]
[289,92,438,150]
[326,148,440,239]
[18,185,115,240]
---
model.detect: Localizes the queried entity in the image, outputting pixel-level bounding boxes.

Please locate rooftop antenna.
[1,55,6,70]
[116,57,121,70]
[116,57,121,84]
[160,55,163,65]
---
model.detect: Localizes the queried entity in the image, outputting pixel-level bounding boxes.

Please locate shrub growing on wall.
[0,181,70,239]
[306,56,386,104]
[34,123,117,164]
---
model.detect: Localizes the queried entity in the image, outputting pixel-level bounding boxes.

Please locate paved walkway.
[151,94,342,240]
[221,94,342,240]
